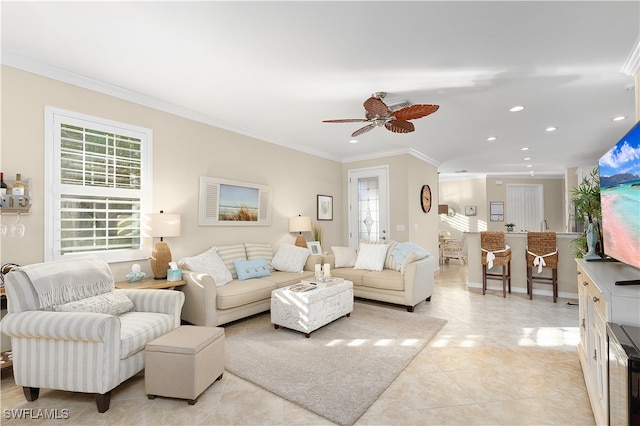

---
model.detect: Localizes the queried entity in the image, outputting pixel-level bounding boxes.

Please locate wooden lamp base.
[294,234,307,249]
[150,241,172,280]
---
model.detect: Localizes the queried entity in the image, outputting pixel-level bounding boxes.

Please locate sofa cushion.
[362,269,405,291]
[271,244,310,273]
[264,270,315,288]
[244,243,275,271]
[330,268,366,286]
[119,311,174,359]
[53,290,134,316]
[234,258,271,280]
[384,241,401,272]
[179,246,233,287]
[332,246,357,268]
[216,244,247,279]
[216,279,277,310]
[354,242,389,271]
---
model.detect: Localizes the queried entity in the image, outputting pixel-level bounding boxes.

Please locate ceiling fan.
[322,92,439,137]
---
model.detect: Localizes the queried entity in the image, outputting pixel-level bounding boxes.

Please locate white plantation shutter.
[45,107,152,261]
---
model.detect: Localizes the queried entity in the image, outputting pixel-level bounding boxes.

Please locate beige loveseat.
[179,243,322,327]
[322,244,435,312]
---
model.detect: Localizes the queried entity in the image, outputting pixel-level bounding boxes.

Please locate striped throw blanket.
[21,256,114,309]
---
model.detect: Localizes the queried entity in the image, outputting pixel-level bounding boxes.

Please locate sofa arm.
[304,254,324,272]
[120,289,185,328]
[1,311,120,342]
[403,256,435,306]
[179,270,219,327]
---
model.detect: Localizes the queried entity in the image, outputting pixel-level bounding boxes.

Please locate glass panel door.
[348,166,389,247]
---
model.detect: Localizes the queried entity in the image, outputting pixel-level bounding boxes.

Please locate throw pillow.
[244,243,275,271]
[271,243,311,273]
[353,242,389,271]
[53,290,135,316]
[179,247,233,287]
[234,258,271,281]
[384,240,401,271]
[215,244,247,279]
[331,246,357,268]
[391,242,431,274]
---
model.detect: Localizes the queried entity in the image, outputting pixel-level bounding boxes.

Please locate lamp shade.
[143,212,181,238]
[438,204,449,215]
[288,215,312,233]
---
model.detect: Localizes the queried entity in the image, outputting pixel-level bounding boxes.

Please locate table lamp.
[144,211,181,279]
[288,215,312,248]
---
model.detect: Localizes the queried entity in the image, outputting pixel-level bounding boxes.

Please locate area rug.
[224,301,447,426]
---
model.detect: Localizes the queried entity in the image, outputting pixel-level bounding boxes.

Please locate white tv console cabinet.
[576,259,640,425]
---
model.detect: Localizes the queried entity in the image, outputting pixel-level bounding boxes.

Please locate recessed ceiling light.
[509,105,525,112]
[612,116,627,122]
[486,136,497,141]
[524,157,531,161]
[545,126,557,132]
[349,139,358,144]
[521,147,530,151]
[526,164,533,168]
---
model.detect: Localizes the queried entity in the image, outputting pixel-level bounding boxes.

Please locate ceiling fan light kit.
[323,92,439,138]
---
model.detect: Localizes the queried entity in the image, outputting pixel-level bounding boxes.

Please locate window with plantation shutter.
[45,107,152,262]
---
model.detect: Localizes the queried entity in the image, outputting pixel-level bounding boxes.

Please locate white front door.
[348,166,390,247]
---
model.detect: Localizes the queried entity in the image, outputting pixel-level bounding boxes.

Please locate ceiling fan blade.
[385,120,415,134]
[351,123,376,137]
[363,97,390,119]
[322,118,369,123]
[392,104,439,121]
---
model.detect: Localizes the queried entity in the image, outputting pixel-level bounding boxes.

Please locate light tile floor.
[1,262,595,425]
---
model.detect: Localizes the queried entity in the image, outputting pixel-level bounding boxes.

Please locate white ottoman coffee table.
[271,280,353,338]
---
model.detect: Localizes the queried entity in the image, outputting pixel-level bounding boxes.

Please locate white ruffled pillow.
[179,247,233,287]
[53,291,134,316]
[353,243,389,271]
[332,246,357,268]
[271,244,311,273]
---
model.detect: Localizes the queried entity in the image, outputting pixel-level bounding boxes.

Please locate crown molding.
[622,37,640,76]
[342,147,440,167]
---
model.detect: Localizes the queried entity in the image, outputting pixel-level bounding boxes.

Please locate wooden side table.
[115,278,187,290]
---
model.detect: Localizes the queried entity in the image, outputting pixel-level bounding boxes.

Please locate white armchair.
[442,232,467,264]
[0,257,184,412]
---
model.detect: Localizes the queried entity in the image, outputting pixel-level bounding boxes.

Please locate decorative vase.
[584,222,601,260]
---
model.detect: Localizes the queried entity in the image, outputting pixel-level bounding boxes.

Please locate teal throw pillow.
[233,258,271,281]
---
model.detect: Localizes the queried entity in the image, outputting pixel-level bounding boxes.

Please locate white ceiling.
[2,1,639,178]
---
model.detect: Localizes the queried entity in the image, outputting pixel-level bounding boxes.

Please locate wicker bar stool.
[480,231,512,298]
[526,232,559,302]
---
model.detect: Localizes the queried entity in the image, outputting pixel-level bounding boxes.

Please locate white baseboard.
[466,282,578,301]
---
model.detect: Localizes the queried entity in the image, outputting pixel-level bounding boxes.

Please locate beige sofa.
[179,243,322,327]
[322,252,435,312]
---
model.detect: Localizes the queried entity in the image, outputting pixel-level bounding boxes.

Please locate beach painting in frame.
[199,176,271,226]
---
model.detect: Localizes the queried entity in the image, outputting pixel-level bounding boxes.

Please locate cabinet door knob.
[583,281,589,286]
[593,296,599,303]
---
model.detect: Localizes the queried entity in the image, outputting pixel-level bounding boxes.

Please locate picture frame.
[317,194,333,221]
[490,201,504,222]
[198,176,271,226]
[307,241,322,255]
[465,205,477,216]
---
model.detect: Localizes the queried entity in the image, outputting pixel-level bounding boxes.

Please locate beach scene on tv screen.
[598,124,640,269]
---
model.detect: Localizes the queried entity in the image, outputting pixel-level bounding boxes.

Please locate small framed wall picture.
[465,205,477,216]
[307,241,322,255]
[490,201,504,222]
[317,195,333,221]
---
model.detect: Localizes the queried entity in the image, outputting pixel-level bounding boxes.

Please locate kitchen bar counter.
[466,232,581,299]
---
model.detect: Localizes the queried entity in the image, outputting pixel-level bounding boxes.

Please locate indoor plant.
[570,168,602,258]
[505,223,516,232]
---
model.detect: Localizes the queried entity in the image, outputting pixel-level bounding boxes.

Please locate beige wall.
[342,154,440,257]
[0,65,344,280]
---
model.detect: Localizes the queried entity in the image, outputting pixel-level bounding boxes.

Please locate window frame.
[44,106,153,262]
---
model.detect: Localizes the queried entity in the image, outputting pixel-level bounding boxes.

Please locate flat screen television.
[597,120,640,284]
